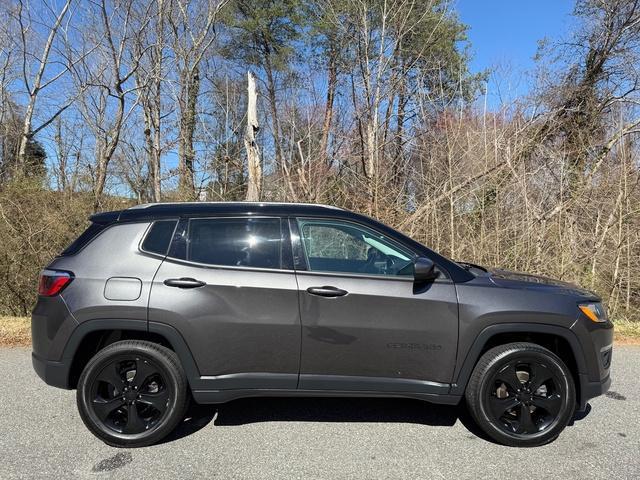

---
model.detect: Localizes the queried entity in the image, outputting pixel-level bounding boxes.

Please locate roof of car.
[90,201,347,224]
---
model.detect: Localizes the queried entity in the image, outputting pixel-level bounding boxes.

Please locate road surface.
[0,346,638,479]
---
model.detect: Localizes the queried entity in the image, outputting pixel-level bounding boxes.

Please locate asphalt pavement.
[1,346,638,479]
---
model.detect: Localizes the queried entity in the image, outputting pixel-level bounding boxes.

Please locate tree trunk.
[142,75,162,202]
[393,69,407,185]
[149,1,164,202]
[244,71,262,201]
[320,44,338,165]
[16,0,72,171]
[262,47,283,171]
[178,65,199,199]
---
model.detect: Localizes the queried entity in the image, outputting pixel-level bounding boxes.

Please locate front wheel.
[77,340,189,447]
[465,342,575,447]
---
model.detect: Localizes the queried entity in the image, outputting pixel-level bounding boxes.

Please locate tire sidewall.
[474,346,576,447]
[77,341,186,447]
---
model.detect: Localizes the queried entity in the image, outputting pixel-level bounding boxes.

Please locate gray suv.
[32,202,613,447]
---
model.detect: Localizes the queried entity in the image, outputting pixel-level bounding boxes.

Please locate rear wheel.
[77,340,188,447]
[465,342,575,447]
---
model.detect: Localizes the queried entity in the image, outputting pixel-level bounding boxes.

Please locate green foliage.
[0,102,47,184]
[222,0,304,71]
[394,0,485,102]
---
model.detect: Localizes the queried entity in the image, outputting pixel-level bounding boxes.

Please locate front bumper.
[571,317,614,411]
[578,372,611,411]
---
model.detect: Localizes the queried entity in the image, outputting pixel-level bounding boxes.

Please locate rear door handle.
[306,286,348,298]
[164,277,206,289]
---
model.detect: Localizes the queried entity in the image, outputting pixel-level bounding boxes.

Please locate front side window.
[186,217,282,269]
[297,218,415,276]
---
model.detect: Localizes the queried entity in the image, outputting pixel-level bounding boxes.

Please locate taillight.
[38,269,73,296]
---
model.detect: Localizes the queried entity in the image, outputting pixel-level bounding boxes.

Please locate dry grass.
[614,319,640,345]
[0,316,638,348]
[0,316,31,347]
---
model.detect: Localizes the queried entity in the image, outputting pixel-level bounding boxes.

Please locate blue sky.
[457,0,576,103]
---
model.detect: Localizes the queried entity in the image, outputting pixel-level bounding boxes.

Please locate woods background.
[0,0,638,324]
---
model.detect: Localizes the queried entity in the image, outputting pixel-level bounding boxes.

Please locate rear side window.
[186,217,281,269]
[141,220,177,255]
[59,222,108,256]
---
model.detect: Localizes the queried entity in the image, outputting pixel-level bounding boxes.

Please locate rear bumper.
[32,352,72,389]
[31,294,77,389]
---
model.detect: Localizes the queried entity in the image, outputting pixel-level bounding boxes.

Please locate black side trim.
[299,374,450,394]
[148,321,202,387]
[48,319,202,390]
[192,389,462,405]
[450,323,588,396]
[198,373,298,390]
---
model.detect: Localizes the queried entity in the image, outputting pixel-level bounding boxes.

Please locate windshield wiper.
[455,261,487,272]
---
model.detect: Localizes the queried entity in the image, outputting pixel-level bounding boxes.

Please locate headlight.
[578,302,608,323]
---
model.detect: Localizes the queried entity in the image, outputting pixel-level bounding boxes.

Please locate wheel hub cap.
[123,388,138,402]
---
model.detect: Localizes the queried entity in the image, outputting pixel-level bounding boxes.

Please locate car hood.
[487,268,599,299]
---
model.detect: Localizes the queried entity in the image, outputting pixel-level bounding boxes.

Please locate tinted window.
[60,222,108,256]
[142,220,177,255]
[298,219,414,276]
[187,218,281,269]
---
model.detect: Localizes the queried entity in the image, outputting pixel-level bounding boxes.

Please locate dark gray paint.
[31,202,613,409]
[103,277,142,301]
[49,222,159,325]
[149,259,301,387]
[295,271,458,386]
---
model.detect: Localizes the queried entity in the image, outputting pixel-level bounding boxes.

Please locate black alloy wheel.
[77,340,188,447]
[465,342,575,447]
[90,355,170,434]
[487,358,564,435]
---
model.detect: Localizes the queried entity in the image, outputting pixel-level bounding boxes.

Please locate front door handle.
[164,277,206,289]
[306,286,348,298]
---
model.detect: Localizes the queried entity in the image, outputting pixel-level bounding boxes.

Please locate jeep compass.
[31,202,613,447]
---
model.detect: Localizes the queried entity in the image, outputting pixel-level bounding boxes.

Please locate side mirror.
[414,256,437,282]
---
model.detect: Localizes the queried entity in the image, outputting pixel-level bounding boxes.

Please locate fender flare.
[60,319,202,389]
[449,323,587,396]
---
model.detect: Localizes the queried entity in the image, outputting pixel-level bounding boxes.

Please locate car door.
[148,216,300,390]
[292,217,458,394]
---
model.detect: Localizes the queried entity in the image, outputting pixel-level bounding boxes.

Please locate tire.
[465,342,575,447]
[77,340,189,448]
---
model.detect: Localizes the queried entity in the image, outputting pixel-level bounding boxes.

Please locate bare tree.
[134,0,167,202]
[167,0,229,199]
[14,0,73,171]
[244,71,261,200]
[75,0,152,209]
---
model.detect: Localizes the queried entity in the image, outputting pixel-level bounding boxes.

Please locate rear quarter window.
[141,220,178,255]
[59,222,108,256]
